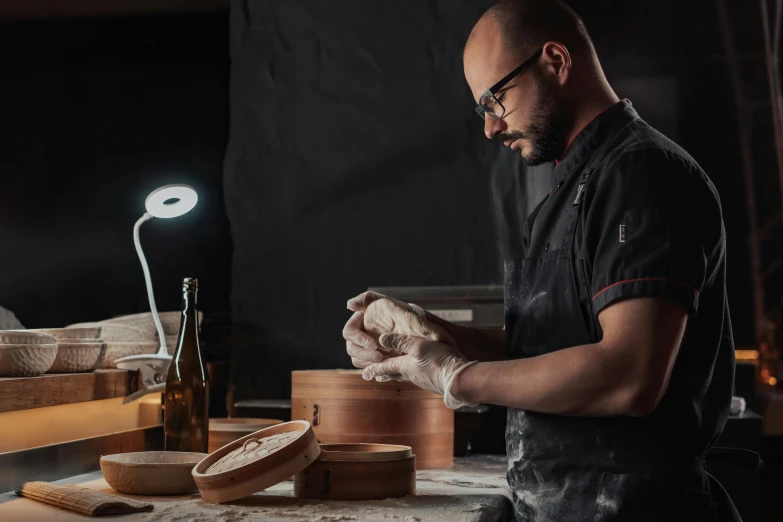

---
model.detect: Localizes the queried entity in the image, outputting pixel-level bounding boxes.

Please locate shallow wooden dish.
[100,341,158,368]
[294,443,416,500]
[100,451,207,495]
[193,420,320,504]
[208,418,283,453]
[46,341,105,373]
[0,343,58,377]
[291,370,453,469]
[28,327,102,340]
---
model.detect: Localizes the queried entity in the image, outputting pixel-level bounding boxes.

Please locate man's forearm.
[425,313,506,362]
[451,341,649,417]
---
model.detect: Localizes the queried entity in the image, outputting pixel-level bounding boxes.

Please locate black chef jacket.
[520,99,735,459]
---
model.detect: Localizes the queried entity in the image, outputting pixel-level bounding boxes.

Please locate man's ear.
[541,41,571,86]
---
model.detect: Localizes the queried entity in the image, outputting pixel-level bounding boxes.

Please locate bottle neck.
[172,285,201,364]
[181,288,198,315]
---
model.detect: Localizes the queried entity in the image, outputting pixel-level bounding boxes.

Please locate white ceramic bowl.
[101,311,202,336]
[0,331,56,345]
[0,343,58,376]
[28,327,102,340]
[66,322,154,342]
[101,341,158,368]
[46,341,105,373]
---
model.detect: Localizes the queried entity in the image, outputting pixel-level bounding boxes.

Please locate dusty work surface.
[0,454,512,522]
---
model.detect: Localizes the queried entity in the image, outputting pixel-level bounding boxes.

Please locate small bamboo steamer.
[192,420,320,504]
[291,370,453,469]
[294,443,416,500]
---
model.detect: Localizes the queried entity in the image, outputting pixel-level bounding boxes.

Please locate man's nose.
[484,115,507,140]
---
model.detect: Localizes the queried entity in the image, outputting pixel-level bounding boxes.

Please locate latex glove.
[364,298,455,346]
[344,293,454,371]
[343,310,384,368]
[362,332,478,410]
[346,290,388,313]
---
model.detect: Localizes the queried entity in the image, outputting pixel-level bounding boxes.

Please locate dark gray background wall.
[224,0,513,398]
[0,1,764,397]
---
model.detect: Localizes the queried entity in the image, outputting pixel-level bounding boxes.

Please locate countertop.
[0,454,513,522]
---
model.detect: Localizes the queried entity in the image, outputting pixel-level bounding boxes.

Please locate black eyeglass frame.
[474,48,544,120]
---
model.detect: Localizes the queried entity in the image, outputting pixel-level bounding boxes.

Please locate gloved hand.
[344,292,454,372]
[361,332,478,410]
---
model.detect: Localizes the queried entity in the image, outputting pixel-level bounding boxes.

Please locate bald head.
[467,0,594,62]
[463,0,618,166]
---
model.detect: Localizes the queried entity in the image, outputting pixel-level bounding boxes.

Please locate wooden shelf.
[0,370,137,414]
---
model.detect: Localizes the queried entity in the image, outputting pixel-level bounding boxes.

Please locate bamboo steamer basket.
[290,370,453,469]
[208,418,283,453]
[192,420,320,504]
[294,443,415,500]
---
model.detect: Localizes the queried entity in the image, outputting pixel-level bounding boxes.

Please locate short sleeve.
[582,149,709,315]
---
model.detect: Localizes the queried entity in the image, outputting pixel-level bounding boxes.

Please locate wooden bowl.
[46,341,105,373]
[208,418,283,453]
[0,343,58,377]
[193,420,320,504]
[28,327,102,340]
[294,443,416,500]
[100,341,158,368]
[100,451,207,495]
[67,322,155,342]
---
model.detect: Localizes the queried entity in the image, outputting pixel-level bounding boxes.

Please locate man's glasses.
[475,48,544,120]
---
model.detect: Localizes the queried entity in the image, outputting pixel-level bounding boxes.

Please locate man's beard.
[497,78,569,167]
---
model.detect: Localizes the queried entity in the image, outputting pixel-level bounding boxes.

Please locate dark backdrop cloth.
[223,0,546,398]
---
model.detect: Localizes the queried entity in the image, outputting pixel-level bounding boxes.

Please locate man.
[344,1,740,520]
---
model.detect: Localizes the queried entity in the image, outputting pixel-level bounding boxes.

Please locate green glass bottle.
[164,278,209,452]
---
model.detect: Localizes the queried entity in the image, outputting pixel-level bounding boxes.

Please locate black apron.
[503,153,746,521]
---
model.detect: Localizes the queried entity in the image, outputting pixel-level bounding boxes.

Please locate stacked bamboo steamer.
[191,420,416,503]
[290,369,453,469]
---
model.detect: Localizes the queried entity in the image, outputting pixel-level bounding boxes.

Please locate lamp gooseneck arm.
[134,212,168,356]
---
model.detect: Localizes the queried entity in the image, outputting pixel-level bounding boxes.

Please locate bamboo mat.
[16,482,153,516]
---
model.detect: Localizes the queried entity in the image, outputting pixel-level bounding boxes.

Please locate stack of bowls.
[0,331,58,377]
[66,311,201,360]
[28,327,106,374]
[98,311,202,356]
[64,323,158,368]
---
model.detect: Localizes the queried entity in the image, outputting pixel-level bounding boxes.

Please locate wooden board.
[0,370,135,413]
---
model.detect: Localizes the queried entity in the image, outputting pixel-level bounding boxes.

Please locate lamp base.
[116,354,172,404]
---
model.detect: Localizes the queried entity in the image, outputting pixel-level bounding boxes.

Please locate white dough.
[363,298,455,346]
